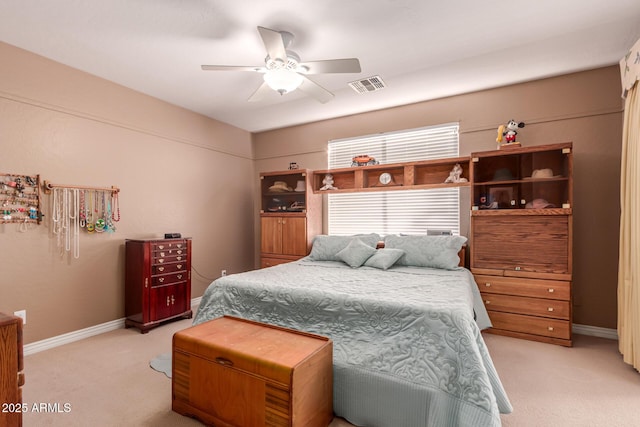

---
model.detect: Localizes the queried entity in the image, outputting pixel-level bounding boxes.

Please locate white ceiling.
[1,1,639,133]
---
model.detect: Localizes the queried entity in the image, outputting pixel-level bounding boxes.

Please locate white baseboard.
[24,318,126,356]
[24,298,202,356]
[573,323,618,340]
[191,296,202,308]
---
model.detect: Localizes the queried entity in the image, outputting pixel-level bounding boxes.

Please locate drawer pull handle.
[177,250,183,255]
[177,264,182,269]
[177,274,182,279]
[177,256,183,261]
[160,252,165,257]
[215,357,234,367]
[548,307,554,312]
[158,266,164,272]
[158,245,164,250]
[485,300,491,305]
[159,278,164,283]
[177,244,183,248]
[515,266,521,271]
[548,288,555,293]
[158,259,164,264]
[485,283,491,287]
[548,326,554,331]
[166,296,170,306]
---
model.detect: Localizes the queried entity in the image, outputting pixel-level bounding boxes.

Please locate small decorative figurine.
[320,173,338,190]
[444,163,468,183]
[497,120,525,147]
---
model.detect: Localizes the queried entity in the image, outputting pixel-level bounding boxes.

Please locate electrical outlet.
[221,270,227,277]
[14,309,26,325]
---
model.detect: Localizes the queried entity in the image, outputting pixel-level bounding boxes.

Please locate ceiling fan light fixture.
[202,26,361,103]
[263,68,304,95]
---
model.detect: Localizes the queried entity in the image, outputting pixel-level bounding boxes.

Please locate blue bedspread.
[193,259,512,427]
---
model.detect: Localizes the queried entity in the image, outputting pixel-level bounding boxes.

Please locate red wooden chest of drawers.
[124,238,192,333]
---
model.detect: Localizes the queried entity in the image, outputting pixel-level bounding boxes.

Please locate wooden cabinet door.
[0,315,23,427]
[281,217,307,256]
[261,257,295,269]
[261,217,282,255]
[150,284,187,321]
[169,284,189,317]
[472,214,570,275]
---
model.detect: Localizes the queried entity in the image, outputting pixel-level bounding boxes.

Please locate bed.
[193,234,512,427]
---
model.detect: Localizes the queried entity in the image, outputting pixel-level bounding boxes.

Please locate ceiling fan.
[201,26,361,103]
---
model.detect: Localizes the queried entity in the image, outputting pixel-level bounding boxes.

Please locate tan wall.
[0,42,256,344]
[253,66,624,330]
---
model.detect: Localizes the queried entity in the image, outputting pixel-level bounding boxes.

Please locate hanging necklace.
[86,191,95,233]
[52,187,61,231]
[72,189,80,258]
[63,188,71,252]
[79,190,86,228]
[105,192,115,232]
[95,191,106,233]
[111,191,120,222]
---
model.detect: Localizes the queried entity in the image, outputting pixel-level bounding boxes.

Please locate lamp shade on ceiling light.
[264,69,304,94]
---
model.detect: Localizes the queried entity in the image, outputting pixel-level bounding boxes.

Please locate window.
[327,123,460,236]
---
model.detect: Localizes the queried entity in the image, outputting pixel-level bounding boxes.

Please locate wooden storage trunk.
[172,316,333,427]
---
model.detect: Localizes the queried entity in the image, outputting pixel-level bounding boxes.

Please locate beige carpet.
[483,332,640,427]
[22,318,640,426]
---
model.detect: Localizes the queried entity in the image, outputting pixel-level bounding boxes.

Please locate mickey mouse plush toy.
[497,119,525,145]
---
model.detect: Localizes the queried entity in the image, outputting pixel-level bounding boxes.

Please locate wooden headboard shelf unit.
[312,156,471,194]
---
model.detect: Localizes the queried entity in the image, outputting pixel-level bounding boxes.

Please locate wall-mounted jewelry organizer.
[1,172,42,229]
[43,181,121,259]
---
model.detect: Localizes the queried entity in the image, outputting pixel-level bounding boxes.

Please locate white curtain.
[618,38,640,371]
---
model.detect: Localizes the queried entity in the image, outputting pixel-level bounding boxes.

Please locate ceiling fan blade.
[257,26,287,61]
[298,76,334,104]
[247,81,273,102]
[299,58,361,74]
[201,65,265,72]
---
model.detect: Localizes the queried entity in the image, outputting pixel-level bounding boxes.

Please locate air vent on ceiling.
[348,75,386,94]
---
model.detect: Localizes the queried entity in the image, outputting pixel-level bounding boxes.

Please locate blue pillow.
[364,248,405,270]
[309,234,381,262]
[336,239,377,268]
[384,235,466,270]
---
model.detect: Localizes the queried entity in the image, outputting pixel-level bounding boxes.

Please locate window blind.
[327,123,460,236]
